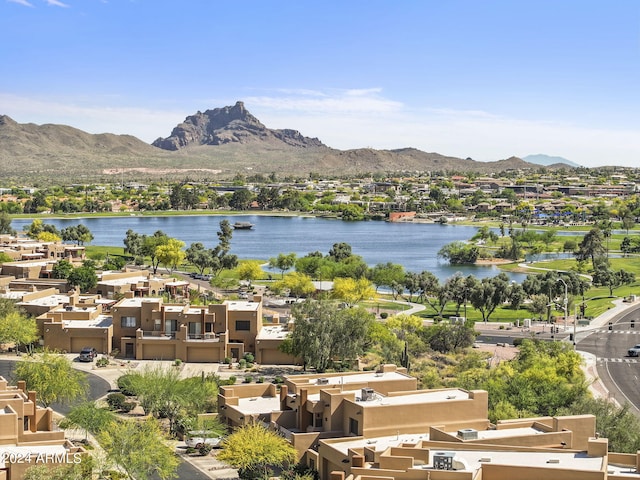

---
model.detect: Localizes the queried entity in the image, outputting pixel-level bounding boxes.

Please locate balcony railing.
[186,333,219,342]
[141,331,175,339]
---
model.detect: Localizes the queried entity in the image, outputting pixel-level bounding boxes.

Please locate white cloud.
[7,0,34,6]
[44,0,69,6]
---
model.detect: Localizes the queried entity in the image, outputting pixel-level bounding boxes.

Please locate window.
[235,320,251,331]
[188,322,201,335]
[121,316,137,328]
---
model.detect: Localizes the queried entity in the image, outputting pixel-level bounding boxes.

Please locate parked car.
[185,430,222,449]
[627,344,640,357]
[78,347,98,362]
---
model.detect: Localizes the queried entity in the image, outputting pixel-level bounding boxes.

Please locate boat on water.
[232,222,254,230]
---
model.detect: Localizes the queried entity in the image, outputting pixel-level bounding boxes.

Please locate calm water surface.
[13,215,527,282]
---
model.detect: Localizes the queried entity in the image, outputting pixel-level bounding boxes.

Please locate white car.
[185,430,222,449]
[627,344,640,357]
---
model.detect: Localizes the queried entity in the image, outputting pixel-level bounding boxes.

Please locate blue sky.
[2,0,639,167]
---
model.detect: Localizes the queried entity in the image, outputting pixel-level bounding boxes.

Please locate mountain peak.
[152,101,325,150]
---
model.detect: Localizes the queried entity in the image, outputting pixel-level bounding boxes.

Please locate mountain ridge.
[1,102,556,181]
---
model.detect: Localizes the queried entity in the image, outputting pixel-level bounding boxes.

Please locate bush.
[199,444,213,456]
[106,393,127,411]
[96,357,109,367]
[121,401,136,413]
[242,376,253,383]
[223,357,232,365]
[238,359,247,369]
[173,359,182,367]
[117,374,137,396]
[243,353,255,363]
[257,376,265,383]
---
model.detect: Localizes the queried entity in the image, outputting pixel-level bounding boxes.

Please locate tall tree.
[288,300,373,372]
[268,252,297,278]
[468,273,510,323]
[575,227,606,268]
[0,212,15,235]
[186,242,214,275]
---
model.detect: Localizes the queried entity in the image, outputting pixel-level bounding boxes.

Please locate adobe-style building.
[217,366,625,480]
[111,294,294,362]
[0,376,85,480]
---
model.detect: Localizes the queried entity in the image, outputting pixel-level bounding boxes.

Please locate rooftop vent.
[433,452,455,470]
[316,378,329,385]
[361,387,375,401]
[547,458,560,464]
[457,428,478,440]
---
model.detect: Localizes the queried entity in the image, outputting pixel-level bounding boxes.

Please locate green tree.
[51,259,74,279]
[369,262,405,293]
[229,189,254,210]
[186,242,214,275]
[58,401,115,441]
[217,424,296,480]
[268,252,297,278]
[438,241,479,264]
[14,351,88,407]
[288,300,373,372]
[575,227,606,268]
[100,417,179,480]
[68,262,98,292]
[123,228,143,256]
[156,237,186,273]
[141,230,169,274]
[0,211,15,235]
[0,311,38,353]
[468,273,510,323]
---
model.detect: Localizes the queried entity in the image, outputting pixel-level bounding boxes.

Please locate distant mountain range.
[0,101,570,182]
[523,154,580,168]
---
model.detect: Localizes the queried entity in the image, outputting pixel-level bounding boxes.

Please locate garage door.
[70,338,103,353]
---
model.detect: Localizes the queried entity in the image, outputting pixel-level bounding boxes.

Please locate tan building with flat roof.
[0,376,85,480]
[218,367,612,480]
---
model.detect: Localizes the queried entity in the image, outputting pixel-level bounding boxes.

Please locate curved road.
[576,303,640,414]
[0,358,212,480]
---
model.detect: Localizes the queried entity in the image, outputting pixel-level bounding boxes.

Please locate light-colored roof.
[60,315,112,329]
[359,389,469,407]
[234,396,281,415]
[256,325,290,340]
[224,300,259,312]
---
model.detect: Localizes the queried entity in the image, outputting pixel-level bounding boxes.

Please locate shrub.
[96,357,109,367]
[223,357,232,365]
[121,401,136,413]
[117,374,137,396]
[257,376,265,383]
[380,312,388,319]
[199,444,213,456]
[238,359,247,369]
[243,353,255,363]
[173,359,182,367]
[106,393,126,411]
[242,376,253,383]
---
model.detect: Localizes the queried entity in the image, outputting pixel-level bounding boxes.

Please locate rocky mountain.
[152,101,326,150]
[0,103,552,182]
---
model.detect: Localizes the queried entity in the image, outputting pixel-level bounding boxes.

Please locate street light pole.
[557,278,568,334]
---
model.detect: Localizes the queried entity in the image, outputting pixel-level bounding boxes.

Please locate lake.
[12,215,528,282]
